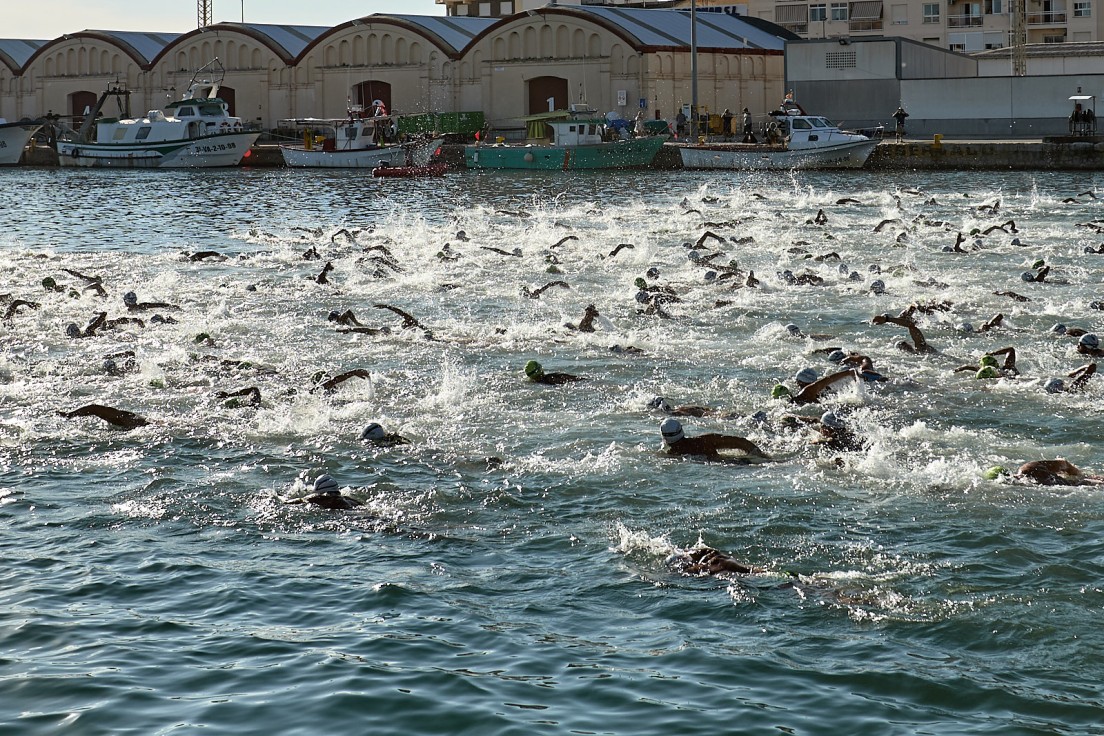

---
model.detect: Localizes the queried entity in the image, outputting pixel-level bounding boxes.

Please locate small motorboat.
[372,161,448,178]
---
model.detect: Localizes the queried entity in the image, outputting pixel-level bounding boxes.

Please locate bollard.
[933,133,943,148]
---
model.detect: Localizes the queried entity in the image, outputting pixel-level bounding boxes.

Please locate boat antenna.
[690,0,699,140]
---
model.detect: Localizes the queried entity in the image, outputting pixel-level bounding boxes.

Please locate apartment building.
[437,0,1103,51]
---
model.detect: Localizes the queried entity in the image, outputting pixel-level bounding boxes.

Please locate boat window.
[343,126,357,139]
[588,124,597,135]
[791,119,812,129]
[135,126,152,140]
[177,107,196,117]
[112,128,128,141]
[809,118,829,128]
[569,125,577,133]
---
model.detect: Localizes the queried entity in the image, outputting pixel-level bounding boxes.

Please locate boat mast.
[690,0,698,140]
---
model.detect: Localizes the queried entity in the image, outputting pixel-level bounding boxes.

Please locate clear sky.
[6,0,443,40]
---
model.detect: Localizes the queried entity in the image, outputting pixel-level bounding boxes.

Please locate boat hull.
[280,145,407,169]
[56,132,260,168]
[465,137,663,170]
[0,121,43,165]
[675,138,878,170]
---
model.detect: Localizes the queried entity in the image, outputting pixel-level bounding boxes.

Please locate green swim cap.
[1031,258,1045,269]
[979,355,998,368]
[771,384,792,399]
[634,277,647,289]
[975,365,1000,379]
[194,332,211,344]
[984,465,1008,480]
[524,360,543,379]
[41,277,57,289]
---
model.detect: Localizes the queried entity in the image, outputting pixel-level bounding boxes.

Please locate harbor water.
[1,166,1102,735]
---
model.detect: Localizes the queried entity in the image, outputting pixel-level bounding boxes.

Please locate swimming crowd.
[11,185,1104,581]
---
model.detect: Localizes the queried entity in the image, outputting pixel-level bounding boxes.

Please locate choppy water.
[2,165,1103,735]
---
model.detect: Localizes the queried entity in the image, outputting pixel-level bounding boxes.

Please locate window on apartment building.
[501,1,514,12]
[831,2,849,19]
[923,3,940,22]
[1074,0,1091,15]
[984,0,1003,13]
[892,4,908,23]
[479,2,492,15]
[810,4,828,21]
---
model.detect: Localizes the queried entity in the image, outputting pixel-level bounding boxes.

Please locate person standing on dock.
[893,106,909,143]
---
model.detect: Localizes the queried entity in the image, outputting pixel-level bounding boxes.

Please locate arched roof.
[23,30,180,73]
[0,39,48,73]
[296,15,497,63]
[149,23,331,68]
[470,7,792,54]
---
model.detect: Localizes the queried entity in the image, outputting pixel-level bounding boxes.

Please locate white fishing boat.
[56,59,259,168]
[674,107,880,171]
[0,118,44,165]
[279,107,442,169]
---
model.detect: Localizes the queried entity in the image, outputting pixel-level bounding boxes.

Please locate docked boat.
[674,108,880,171]
[279,108,443,169]
[0,118,43,165]
[464,104,665,171]
[56,60,259,168]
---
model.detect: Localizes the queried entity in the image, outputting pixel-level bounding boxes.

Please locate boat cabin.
[278,112,396,152]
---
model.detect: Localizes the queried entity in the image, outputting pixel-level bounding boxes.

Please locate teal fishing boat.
[465,105,665,171]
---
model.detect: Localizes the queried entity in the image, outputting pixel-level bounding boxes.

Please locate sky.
[6,0,443,40]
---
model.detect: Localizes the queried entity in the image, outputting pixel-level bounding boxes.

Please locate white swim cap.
[1051,323,1067,335]
[360,423,386,441]
[828,350,847,363]
[648,396,673,412]
[1044,377,1065,393]
[820,411,845,429]
[313,474,339,495]
[1080,333,1100,349]
[660,417,684,444]
[785,323,801,336]
[795,367,819,385]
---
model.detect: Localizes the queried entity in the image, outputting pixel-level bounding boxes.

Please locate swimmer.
[794,367,819,389]
[871,309,935,354]
[671,546,769,576]
[215,386,261,407]
[1077,333,1104,357]
[648,396,716,418]
[811,411,865,453]
[2,299,40,321]
[311,368,372,394]
[1013,460,1104,486]
[956,347,1018,378]
[772,368,859,406]
[607,243,634,258]
[659,418,769,461]
[373,304,431,336]
[994,290,1031,302]
[1050,324,1090,338]
[187,250,228,262]
[123,291,178,312]
[567,304,600,332]
[284,474,365,510]
[360,422,410,446]
[328,309,365,326]
[524,360,585,385]
[315,261,334,284]
[102,351,138,376]
[521,280,570,299]
[481,246,523,257]
[1044,362,1098,393]
[59,404,149,430]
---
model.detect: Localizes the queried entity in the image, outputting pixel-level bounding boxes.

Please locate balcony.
[1027,11,1068,23]
[849,19,884,30]
[947,13,984,25]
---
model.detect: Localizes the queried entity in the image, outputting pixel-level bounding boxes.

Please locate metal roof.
[221,23,331,61]
[77,31,182,65]
[0,39,48,72]
[373,15,498,55]
[564,7,790,51]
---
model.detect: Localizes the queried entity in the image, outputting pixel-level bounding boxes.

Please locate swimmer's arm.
[795,369,857,404]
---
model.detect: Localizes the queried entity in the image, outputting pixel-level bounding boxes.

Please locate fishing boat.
[464,104,665,171]
[279,109,443,170]
[0,118,43,165]
[56,60,259,168]
[673,106,880,171]
[372,161,448,178]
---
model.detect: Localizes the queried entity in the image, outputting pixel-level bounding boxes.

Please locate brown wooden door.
[527,77,568,115]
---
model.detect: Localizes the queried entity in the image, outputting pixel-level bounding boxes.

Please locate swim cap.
[848,271,862,281]
[634,277,647,289]
[123,291,138,306]
[838,263,849,274]
[781,270,796,283]
[828,350,847,363]
[785,323,801,336]
[361,422,386,441]
[1044,377,1065,393]
[65,323,81,338]
[648,396,673,413]
[771,384,792,399]
[660,417,684,444]
[1010,237,1021,246]
[868,264,881,273]
[1031,259,1045,270]
[687,250,701,262]
[313,474,339,495]
[795,367,818,385]
[979,355,999,368]
[524,360,544,379]
[42,277,57,289]
[327,310,341,322]
[103,359,118,374]
[1020,272,1035,282]
[635,290,649,304]
[1050,323,1067,335]
[983,465,1008,480]
[958,322,974,333]
[646,267,660,279]
[750,410,768,424]
[194,332,212,344]
[820,411,845,429]
[870,279,886,294]
[1079,333,1100,349]
[704,271,716,281]
[975,365,1000,379]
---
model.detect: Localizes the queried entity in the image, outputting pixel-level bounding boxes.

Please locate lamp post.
[690,0,698,140]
